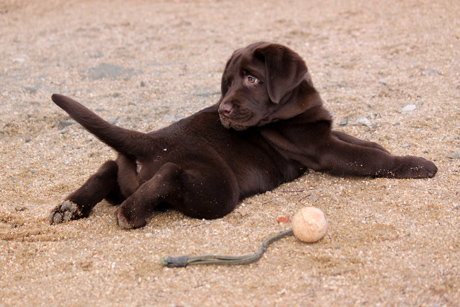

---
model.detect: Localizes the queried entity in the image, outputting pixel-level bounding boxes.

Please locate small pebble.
[447,153,460,159]
[278,216,290,224]
[421,68,440,75]
[58,119,76,129]
[401,105,417,113]
[356,117,372,127]
[339,118,348,126]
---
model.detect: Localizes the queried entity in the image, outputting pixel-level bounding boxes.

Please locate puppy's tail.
[51,94,155,159]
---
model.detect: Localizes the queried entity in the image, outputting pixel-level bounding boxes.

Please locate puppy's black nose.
[218,103,233,118]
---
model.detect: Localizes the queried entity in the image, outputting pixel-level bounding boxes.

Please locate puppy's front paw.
[394,156,437,179]
[49,201,83,224]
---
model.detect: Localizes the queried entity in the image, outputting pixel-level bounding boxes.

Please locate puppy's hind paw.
[115,207,146,229]
[49,201,83,225]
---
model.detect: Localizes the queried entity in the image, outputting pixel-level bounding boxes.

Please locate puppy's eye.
[245,75,258,85]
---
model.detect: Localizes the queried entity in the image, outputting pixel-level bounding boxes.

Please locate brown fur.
[49,42,437,229]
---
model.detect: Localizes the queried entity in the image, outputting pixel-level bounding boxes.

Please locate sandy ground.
[1,0,459,306]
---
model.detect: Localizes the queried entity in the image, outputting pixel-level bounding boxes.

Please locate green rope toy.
[161,229,294,268]
[160,207,328,268]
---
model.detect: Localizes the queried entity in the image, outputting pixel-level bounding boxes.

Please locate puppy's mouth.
[218,102,254,131]
[219,115,248,131]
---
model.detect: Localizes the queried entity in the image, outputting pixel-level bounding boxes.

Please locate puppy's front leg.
[331,131,389,153]
[50,160,119,224]
[317,136,437,179]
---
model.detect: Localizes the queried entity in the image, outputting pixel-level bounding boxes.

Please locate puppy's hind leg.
[115,162,239,229]
[115,162,183,229]
[50,160,119,224]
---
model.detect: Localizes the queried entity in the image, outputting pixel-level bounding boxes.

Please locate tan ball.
[292,207,328,243]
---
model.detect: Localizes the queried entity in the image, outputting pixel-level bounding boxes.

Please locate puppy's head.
[218,42,321,131]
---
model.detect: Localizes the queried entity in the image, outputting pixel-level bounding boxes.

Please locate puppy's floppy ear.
[220,48,242,97]
[254,43,309,103]
[220,57,232,97]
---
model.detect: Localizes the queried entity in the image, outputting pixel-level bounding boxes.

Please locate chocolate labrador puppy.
[49,42,437,228]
